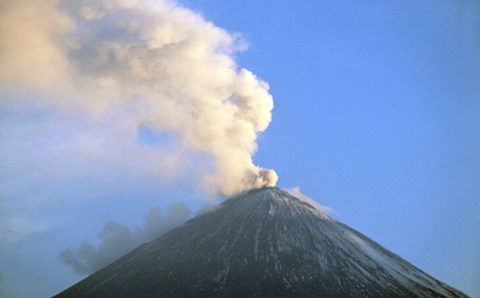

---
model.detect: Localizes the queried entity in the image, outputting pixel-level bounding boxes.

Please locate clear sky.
[0,1,479,297]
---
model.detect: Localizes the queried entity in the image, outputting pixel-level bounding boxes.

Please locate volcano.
[56,187,466,297]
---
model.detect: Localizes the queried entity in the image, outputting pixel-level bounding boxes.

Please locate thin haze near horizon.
[1,0,479,297]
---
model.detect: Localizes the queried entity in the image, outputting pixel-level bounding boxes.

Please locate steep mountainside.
[56,187,467,297]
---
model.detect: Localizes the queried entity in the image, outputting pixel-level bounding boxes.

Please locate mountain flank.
[56,187,467,297]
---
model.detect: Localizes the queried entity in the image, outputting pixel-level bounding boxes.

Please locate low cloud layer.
[0,0,277,197]
[59,202,190,275]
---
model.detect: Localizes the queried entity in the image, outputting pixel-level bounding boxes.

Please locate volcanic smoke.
[0,0,278,196]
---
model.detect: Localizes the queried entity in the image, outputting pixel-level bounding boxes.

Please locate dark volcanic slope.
[56,187,467,297]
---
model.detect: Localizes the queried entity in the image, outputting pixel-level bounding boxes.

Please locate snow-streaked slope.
[56,187,467,297]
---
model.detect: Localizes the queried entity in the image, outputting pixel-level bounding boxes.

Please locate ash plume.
[59,202,190,275]
[0,0,277,196]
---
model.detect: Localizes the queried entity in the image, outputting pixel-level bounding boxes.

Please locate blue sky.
[0,1,479,297]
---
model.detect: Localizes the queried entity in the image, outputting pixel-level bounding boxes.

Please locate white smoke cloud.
[59,202,190,275]
[0,0,277,196]
[285,187,333,213]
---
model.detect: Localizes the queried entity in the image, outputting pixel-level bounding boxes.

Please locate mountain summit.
[56,187,466,297]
